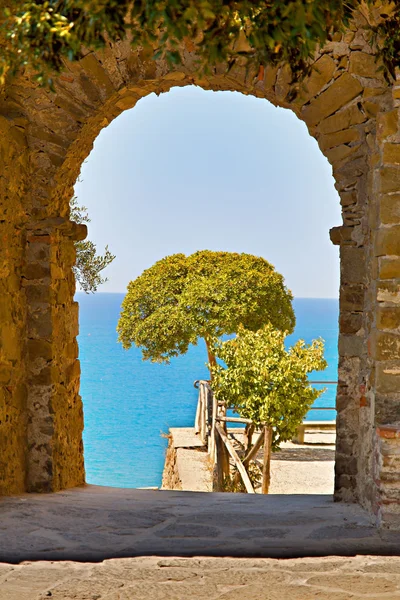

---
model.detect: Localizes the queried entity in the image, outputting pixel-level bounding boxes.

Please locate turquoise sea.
[77,293,339,488]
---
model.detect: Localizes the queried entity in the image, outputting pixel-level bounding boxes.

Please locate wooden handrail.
[215,423,255,494]
[242,429,265,467]
[217,416,253,425]
[196,379,336,496]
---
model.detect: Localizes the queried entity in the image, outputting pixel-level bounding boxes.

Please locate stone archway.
[1,15,400,526]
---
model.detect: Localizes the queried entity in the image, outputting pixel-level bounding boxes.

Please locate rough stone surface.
[162,429,213,492]
[0,485,399,564]
[5,555,400,600]
[1,8,400,528]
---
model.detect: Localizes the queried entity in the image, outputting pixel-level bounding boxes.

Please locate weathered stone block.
[363,100,380,118]
[318,104,367,134]
[336,455,358,478]
[339,190,358,207]
[381,439,400,456]
[379,258,400,279]
[80,53,115,96]
[65,341,79,360]
[24,263,51,280]
[57,281,71,305]
[25,284,52,305]
[61,242,77,267]
[349,52,382,78]
[26,242,50,263]
[377,425,400,439]
[330,225,354,245]
[376,366,400,396]
[340,284,365,311]
[379,167,400,194]
[380,193,400,225]
[0,363,12,384]
[325,143,360,163]
[65,360,81,382]
[383,144,400,166]
[364,86,386,98]
[295,54,336,105]
[302,73,363,127]
[341,247,366,283]
[377,307,400,330]
[274,64,291,102]
[27,310,53,339]
[377,281,400,304]
[318,128,360,151]
[375,226,400,256]
[29,366,53,386]
[27,339,53,361]
[382,454,400,470]
[115,94,140,111]
[264,65,278,90]
[339,312,363,334]
[376,332,400,360]
[0,325,21,361]
[338,334,365,357]
[377,109,399,141]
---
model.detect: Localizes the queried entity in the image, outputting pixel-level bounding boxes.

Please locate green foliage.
[0,1,129,86]
[117,250,294,371]
[70,196,115,293]
[375,4,400,82]
[210,324,327,449]
[1,1,399,87]
[129,0,354,81]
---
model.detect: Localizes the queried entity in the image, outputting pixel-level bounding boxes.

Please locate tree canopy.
[1,1,399,87]
[117,250,295,375]
[210,323,327,449]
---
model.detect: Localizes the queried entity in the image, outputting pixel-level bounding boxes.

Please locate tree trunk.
[245,423,255,453]
[262,426,273,494]
[204,336,217,381]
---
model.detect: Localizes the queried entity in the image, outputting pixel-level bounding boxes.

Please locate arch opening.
[73,85,341,492]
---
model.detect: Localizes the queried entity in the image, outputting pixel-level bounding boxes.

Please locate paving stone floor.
[3,555,400,599]
[0,485,400,563]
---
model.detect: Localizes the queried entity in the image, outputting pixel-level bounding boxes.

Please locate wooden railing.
[194,380,273,494]
[194,379,338,494]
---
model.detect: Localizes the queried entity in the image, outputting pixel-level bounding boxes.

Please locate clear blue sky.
[75,85,341,298]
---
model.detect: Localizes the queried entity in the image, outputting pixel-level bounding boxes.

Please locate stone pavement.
[1,486,400,564]
[3,556,400,599]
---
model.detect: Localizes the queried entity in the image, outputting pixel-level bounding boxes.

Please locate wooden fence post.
[209,390,218,463]
[194,382,201,435]
[214,428,226,491]
[217,402,230,480]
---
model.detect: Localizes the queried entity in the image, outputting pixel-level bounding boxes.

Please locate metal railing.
[308,380,337,413]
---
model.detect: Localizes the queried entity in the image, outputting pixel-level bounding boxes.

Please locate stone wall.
[375,425,400,527]
[0,6,400,526]
[0,115,29,495]
[161,435,182,491]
